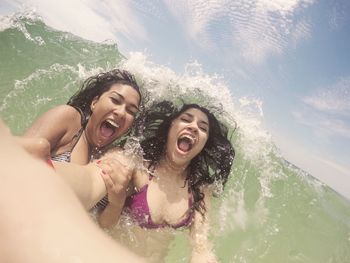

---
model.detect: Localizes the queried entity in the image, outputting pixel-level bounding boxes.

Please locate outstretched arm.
[189,188,219,263]
[52,160,106,210]
[52,149,134,212]
[0,119,145,263]
[14,136,51,160]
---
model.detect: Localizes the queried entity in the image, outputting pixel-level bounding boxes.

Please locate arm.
[24,105,81,152]
[52,161,107,210]
[97,177,128,229]
[52,149,134,212]
[96,152,135,229]
[0,119,145,263]
[189,188,218,263]
[14,136,51,160]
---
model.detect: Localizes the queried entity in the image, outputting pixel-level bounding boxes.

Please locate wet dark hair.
[139,101,235,216]
[67,69,141,127]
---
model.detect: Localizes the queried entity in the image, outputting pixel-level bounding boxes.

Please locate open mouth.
[100,119,119,139]
[177,134,195,153]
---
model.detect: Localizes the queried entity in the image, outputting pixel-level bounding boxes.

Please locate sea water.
[1,11,350,263]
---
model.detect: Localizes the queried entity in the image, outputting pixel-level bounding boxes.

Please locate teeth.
[106,119,119,128]
[180,134,195,145]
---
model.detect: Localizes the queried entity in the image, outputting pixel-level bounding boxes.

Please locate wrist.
[107,192,126,208]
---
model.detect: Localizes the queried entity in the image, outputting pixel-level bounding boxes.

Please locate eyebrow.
[111,92,139,110]
[183,112,209,126]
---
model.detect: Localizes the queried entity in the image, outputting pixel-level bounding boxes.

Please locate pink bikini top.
[124,177,194,229]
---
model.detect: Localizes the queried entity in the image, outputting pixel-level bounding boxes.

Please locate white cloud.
[290,18,312,47]
[327,0,350,31]
[292,110,350,139]
[5,0,147,43]
[162,0,315,63]
[294,76,350,140]
[303,77,350,115]
[256,0,313,13]
[163,0,228,50]
[3,0,315,63]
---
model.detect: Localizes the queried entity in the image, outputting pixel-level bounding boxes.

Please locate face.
[165,107,209,167]
[85,83,140,147]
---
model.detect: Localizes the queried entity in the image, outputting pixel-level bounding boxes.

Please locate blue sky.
[1,0,349,199]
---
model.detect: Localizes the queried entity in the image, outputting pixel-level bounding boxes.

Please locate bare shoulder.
[28,105,81,129]
[44,105,81,122]
[25,105,82,139]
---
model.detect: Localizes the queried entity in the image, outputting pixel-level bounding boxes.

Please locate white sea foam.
[120,52,286,224]
[0,8,45,45]
[122,52,275,161]
[0,63,77,112]
[76,63,104,80]
[218,189,248,233]
[117,53,295,240]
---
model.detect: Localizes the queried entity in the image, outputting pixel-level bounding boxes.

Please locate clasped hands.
[96,152,135,206]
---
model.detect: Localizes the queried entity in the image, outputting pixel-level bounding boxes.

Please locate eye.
[126,107,138,116]
[111,97,122,104]
[180,117,191,123]
[199,126,208,132]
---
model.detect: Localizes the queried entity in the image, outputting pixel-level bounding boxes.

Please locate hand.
[191,251,218,263]
[96,157,133,206]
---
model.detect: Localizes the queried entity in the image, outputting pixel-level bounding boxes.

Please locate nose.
[186,122,199,133]
[113,104,126,120]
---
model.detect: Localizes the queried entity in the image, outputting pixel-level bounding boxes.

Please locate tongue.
[100,122,114,138]
[178,140,190,152]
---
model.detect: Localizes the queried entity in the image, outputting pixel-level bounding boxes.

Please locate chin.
[174,152,192,165]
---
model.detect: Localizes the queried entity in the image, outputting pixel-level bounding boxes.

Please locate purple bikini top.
[124,177,194,229]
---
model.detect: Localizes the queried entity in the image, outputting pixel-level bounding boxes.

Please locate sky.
[1,0,349,199]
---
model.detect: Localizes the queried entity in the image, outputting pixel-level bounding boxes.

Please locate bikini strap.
[71,106,87,127]
[70,126,84,152]
[148,165,156,181]
[69,106,86,153]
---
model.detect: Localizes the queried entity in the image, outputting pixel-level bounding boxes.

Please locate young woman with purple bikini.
[92,101,235,263]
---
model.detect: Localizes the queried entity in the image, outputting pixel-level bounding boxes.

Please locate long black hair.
[67,69,141,127]
[138,101,235,216]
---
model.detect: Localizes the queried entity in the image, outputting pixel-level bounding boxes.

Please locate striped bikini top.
[51,106,86,163]
[51,151,72,162]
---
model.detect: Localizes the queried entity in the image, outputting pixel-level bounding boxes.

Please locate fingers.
[100,155,134,171]
[97,163,113,175]
[97,158,122,173]
[101,171,114,190]
[96,158,132,181]
[96,163,129,190]
[109,158,133,174]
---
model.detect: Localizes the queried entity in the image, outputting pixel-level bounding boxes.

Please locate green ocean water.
[1,12,350,263]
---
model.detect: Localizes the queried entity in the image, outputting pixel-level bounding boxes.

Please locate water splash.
[0,7,45,45]
[1,12,350,262]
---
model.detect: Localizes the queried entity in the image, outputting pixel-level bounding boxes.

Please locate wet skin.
[85,84,140,148]
[165,108,209,168]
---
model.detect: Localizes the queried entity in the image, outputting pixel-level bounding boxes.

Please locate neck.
[70,130,92,164]
[158,155,189,178]
[79,130,93,153]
